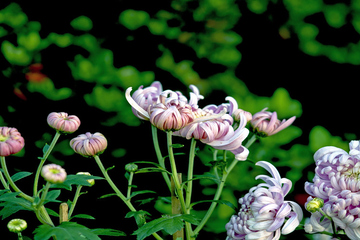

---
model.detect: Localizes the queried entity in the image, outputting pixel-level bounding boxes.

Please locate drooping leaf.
[51,174,103,190]
[99,193,117,199]
[33,222,101,240]
[11,171,33,182]
[0,202,31,219]
[70,214,95,220]
[129,190,156,200]
[135,167,170,174]
[133,214,199,240]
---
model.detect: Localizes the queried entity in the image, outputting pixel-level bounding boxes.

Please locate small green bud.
[125,163,138,172]
[7,219,27,233]
[306,197,324,213]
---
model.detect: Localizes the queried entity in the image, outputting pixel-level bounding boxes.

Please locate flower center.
[49,168,61,174]
[0,134,8,142]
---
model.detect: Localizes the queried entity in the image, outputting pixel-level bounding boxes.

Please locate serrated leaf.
[0,202,31,219]
[125,210,151,227]
[133,214,199,240]
[70,214,95,220]
[51,174,104,190]
[91,228,126,236]
[33,222,101,240]
[11,171,33,182]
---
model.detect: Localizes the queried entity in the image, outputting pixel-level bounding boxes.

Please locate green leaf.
[91,228,126,236]
[0,202,31,219]
[106,165,116,172]
[70,214,95,220]
[44,190,61,203]
[99,193,117,199]
[46,208,59,217]
[11,171,33,182]
[133,214,199,240]
[135,167,170,174]
[125,210,151,227]
[190,199,236,211]
[181,173,220,186]
[135,197,155,205]
[171,144,184,148]
[51,174,104,190]
[129,190,156,199]
[42,143,50,155]
[34,222,101,240]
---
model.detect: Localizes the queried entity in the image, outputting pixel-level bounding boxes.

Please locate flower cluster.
[304,140,360,239]
[126,82,295,161]
[225,161,303,239]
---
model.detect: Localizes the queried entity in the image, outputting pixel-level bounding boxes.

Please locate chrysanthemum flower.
[41,164,67,184]
[225,161,303,240]
[0,127,25,157]
[173,99,249,160]
[70,132,107,157]
[128,81,163,120]
[226,96,252,123]
[7,218,27,233]
[250,108,295,137]
[305,140,360,239]
[47,112,81,134]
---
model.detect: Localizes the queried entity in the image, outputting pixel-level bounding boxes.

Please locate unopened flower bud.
[250,108,295,137]
[7,219,27,233]
[306,197,324,213]
[70,132,107,157]
[41,164,67,184]
[76,172,95,186]
[125,163,138,172]
[0,127,25,157]
[47,112,81,134]
[232,109,252,123]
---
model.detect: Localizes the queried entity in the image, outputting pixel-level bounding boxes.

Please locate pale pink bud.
[47,112,81,134]
[232,109,252,122]
[250,108,295,137]
[70,132,107,157]
[41,164,67,184]
[0,127,25,157]
[149,91,195,131]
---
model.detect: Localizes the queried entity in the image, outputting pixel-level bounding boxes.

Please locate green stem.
[0,168,9,190]
[33,131,61,197]
[185,138,196,211]
[93,155,163,240]
[68,185,83,219]
[17,232,23,240]
[37,181,51,207]
[127,172,134,199]
[0,156,33,202]
[152,125,171,192]
[193,135,258,236]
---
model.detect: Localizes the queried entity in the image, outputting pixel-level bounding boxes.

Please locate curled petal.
[125,87,150,120]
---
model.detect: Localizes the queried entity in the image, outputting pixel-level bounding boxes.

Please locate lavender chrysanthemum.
[47,112,81,134]
[225,161,303,240]
[305,140,360,239]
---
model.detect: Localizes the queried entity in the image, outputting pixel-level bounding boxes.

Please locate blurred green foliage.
[0,1,356,238]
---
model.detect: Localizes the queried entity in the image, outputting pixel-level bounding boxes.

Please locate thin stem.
[93,155,163,240]
[93,155,135,211]
[127,172,134,199]
[17,232,23,240]
[185,138,196,211]
[37,181,51,207]
[33,131,61,197]
[0,168,9,190]
[193,136,258,236]
[152,125,171,192]
[0,156,33,202]
[68,185,83,219]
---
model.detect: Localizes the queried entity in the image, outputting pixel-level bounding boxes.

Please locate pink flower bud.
[47,112,81,134]
[70,132,107,157]
[41,164,67,184]
[0,127,25,157]
[250,108,295,137]
[232,109,252,122]
[149,91,195,131]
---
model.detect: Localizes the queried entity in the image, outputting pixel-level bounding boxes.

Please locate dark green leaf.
[11,171,33,182]
[0,192,32,210]
[190,199,236,211]
[106,165,115,172]
[46,208,59,217]
[91,228,126,236]
[133,214,199,240]
[0,202,31,219]
[70,214,95,220]
[51,174,103,190]
[33,222,101,240]
[135,197,155,205]
[135,167,170,174]
[181,173,220,186]
[125,210,151,227]
[42,143,50,154]
[99,193,117,199]
[44,190,61,203]
[129,190,156,200]
[171,144,184,148]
